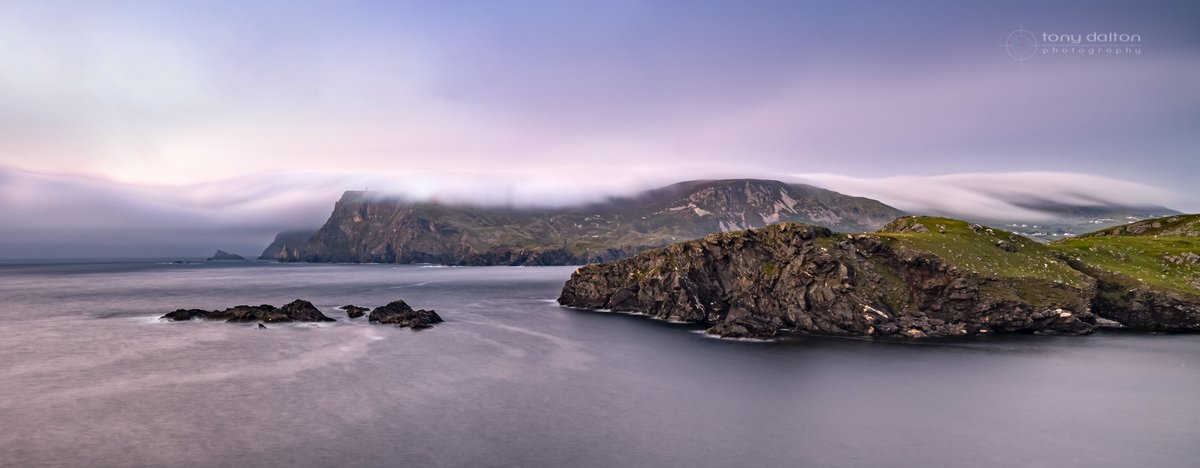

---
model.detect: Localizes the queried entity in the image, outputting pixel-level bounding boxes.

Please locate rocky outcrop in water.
[162,299,446,329]
[161,299,335,323]
[368,300,443,329]
[340,305,368,318]
[559,219,1099,339]
[206,249,245,261]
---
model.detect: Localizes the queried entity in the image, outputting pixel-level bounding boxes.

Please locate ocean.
[1,260,1197,467]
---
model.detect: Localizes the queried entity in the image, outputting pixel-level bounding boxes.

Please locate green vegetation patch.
[1074,214,1200,239]
[874,217,1090,288]
[1050,236,1200,294]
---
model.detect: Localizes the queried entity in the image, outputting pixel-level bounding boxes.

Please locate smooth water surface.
[1,261,1197,467]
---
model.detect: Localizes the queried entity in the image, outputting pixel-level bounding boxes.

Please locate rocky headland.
[559,215,1200,339]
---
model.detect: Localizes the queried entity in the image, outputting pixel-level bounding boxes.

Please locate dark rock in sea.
[559,218,1098,339]
[258,323,267,329]
[160,299,336,323]
[340,305,368,318]
[162,308,212,321]
[206,249,246,261]
[368,300,443,329]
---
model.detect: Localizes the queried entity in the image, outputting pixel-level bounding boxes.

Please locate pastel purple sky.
[1,0,1198,257]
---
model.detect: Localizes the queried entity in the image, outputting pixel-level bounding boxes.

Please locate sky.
[1,0,1198,258]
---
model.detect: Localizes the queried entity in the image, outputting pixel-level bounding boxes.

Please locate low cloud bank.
[0,167,667,258]
[791,172,1184,222]
[0,168,1187,258]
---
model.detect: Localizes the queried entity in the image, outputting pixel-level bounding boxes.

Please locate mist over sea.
[1,261,1197,467]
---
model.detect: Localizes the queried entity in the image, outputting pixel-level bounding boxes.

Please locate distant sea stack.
[207,249,246,261]
[265,179,905,266]
[559,218,1098,339]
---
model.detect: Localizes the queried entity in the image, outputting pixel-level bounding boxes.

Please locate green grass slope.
[876,217,1088,287]
[1051,214,1200,294]
[1073,214,1200,239]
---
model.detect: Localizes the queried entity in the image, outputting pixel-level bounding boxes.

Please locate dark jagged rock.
[160,299,335,323]
[368,300,443,329]
[162,308,211,321]
[258,323,267,329]
[273,179,904,266]
[340,305,368,318]
[206,249,246,261]
[559,218,1098,339]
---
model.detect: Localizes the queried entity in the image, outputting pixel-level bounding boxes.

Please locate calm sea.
[1,261,1197,467]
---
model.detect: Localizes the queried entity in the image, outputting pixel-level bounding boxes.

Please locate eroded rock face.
[559,222,1097,339]
[368,300,443,329]
[1098,287,1200,331]
[161,299,336,323]
[1058,258,1200,332]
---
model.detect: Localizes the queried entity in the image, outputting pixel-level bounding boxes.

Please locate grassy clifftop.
[877,217,1089,287]
[1073,214,1200,239]
[1051,214,1200,294]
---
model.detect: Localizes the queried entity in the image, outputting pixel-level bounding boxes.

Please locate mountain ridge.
[263,179,906,265]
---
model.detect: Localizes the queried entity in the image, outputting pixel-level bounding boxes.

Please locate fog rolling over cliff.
[263,179,904,265]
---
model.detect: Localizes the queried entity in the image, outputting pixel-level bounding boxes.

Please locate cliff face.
[258,230,317,261]
[284,179,905,265]
[560,218,1098,338]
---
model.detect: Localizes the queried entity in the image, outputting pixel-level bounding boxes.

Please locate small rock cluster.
[162,299,442,329]
[1164,252,1200,265]
[366,300,444,329]
[162,299,334,323]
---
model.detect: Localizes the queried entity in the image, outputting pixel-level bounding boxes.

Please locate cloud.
[0,166,1189,258]
[0,166,687,258]
[791,171,1186,221]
